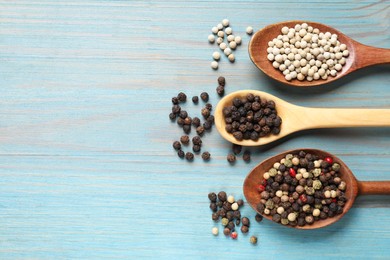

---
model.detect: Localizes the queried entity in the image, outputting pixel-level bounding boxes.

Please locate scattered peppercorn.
[230,231,238,239]
[169,113,176,120]
[180,135,189,145]
[193,145,201,153]
[172,96,179,104]
[177,92,187,102]
[227,153,236,164]
[216,85,224,97]
[223,227,231,236]
[196,126,205,136]
[177,149,185,158]
[192,96,199,104]
[243,150,251,162]
[183,124,191,134]
[192,136,202,145]
[250,236,258,245]
[200,92,209,102]
[255,214,263,222]
[241,217,250,227]
[202,151,211,161]
[212,227,219,236]
[241,225,249,233]
[192,117,201,127]
[218,76,226,86]
[172,141,181,150]
[232,144,242,155]
[185,152,194,161]
[208,192,217,202]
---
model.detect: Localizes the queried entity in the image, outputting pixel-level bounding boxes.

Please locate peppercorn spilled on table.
[1,1,389,259]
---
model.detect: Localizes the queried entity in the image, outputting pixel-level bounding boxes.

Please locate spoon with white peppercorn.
[249,21,390,87]
[215,90,390,146]
[243,148,390,229]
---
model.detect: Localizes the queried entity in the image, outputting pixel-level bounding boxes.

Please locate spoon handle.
[358,181,390,195]
[302,108,390,128]
[355,43,390,68]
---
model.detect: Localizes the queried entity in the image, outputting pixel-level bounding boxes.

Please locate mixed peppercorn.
[256,151,347,227]
[209,191,259,244]
[223,93,282,141]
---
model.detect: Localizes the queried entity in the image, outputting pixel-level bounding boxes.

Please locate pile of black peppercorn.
[256,151,347,227]
[223,93,282,141]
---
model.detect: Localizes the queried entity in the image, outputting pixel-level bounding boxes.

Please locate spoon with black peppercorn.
[214,90,390,146]
[243,148,390,229]
[249,21,390,87]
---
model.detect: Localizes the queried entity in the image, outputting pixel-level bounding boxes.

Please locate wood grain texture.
[0,0,389,259]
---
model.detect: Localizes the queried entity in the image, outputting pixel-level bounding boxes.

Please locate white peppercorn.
[208,34,215,43]
[212,51,221,60]
[246,26,253,35]
[234,36,242,45]
[227,195,235,203]
[211,27,218,34]
[222,19,229,27]
[225,27,232,35]
[228,54,235,62]
[212,227,219,235]
[219,42,227,50]
[211,61,218,70]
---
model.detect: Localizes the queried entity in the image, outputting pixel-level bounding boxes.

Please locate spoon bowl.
[214,90,390,146]
[243,148,390,229]
[249,20,390,87]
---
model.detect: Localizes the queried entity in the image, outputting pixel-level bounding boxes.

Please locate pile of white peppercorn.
[266,23,349,81]
[208,19,254,70]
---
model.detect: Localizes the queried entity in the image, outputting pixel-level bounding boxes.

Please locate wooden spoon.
[248,20,390,87]
[243,148,390,229]
[214,90,390,146]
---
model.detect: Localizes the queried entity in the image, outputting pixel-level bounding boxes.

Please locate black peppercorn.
[169,112,176,120]
[216,85,224,96]
[256,203,265,214]
[183,124,191,134]
[196,126,205,136]
[177,92,187,102]
[185,152,194,161]
[201,108,210,119]
[179,110,188,119]
[192,117,201,127]
[203,121,212,130]
[200,92,209,102]
[272,214,281,223]
[212,212,219,221]
[208,192,217,202]
[232,144,242,155]
[237,199,244,207]
[180,135,189,145]
[192,96,199,104]
[207,115,215,124]
[210,202,217,212]
[255,214,263,222]
[243,150,251,162]
[227,221,235,231]
[233,210,241,219]
[226,210,234,220]
[205,103,212,111]
[223,227,231,236]
[218,191,227,202]
[202,151,211,161]
[241,225,249,233]
[193,145,201,153]
[192,136,202,145]
[172,141,181,150]
[172,104,181,115]
[172,96,179,104]
[227,153,236,164]
[218,76,226,86]
[232,131,243,141]
[241,217,250,227]
[177,149,185,158]
[236,219,240,226]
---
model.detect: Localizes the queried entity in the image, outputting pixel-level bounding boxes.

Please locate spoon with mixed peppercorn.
[243,148,390,229]
[249,20,390,87]
[214,90,390,146]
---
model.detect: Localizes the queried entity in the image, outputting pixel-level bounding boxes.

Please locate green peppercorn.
[281,218,289,225]
[283,159,293,168]
[250,236,258,245]
[221,217,229,226]
[313,180,322,190]
[332,163,341,171]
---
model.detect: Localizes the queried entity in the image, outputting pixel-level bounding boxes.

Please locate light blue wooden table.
[1,1,389,259]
